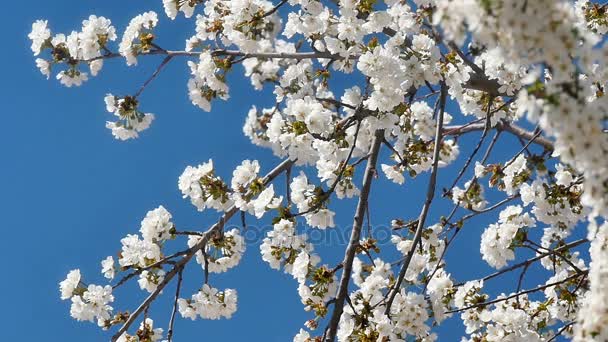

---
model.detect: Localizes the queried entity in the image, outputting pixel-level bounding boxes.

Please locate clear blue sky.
[1,1,579,341]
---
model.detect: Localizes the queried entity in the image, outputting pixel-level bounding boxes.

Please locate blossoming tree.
[30,0,608,341]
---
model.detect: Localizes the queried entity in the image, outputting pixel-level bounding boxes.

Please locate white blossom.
[59,269,81,300]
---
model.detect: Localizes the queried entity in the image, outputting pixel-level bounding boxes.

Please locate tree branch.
[385,83,447,313]
[446,271,587,314]
[324,128,384,342]
[166,269,183,342]
[134,55,173,98]
[444,122,554,151]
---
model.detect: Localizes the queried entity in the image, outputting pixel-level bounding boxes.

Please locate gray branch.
[324,128,384,342]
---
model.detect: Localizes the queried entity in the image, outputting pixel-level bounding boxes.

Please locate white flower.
[59,269,81,300]
[474,162,486,178]
[294,329,311,342]
[502,154,528,195]
[389,290,431,338]
[105,122,139,140]
[574,221,608,340]
[163,0,179,19]
[337,314,355,341]
[260,219,313,273]
[555,163,574,186]
[250,184,282,218]
[291,171,315,212]
[35,58,51,79]
[138,269,166,293]
[178,160,232,211]
[89,59,103,76]
[306,208,335,229]
[70,284,114,325]
[80,15,117,60]
[140,205,173,242]
[119,234,162,268]
[480,205,535,268]
[104,94,116,112]
[56,70,88,87]
[452,181,487,211]
[117,318,164,342]
[105,108,154,141]
[101,256,115,280]
[231,159,260,191]
[187,51,229,112]
[119,11,158,66]
[29,20,51,55]
[191,228,246,273]
[178,285,238,320]
[381,164,405,185]
[292,251,310,283]
[305,107,333,137]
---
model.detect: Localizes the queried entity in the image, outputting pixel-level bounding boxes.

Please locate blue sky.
[1,1,581,341]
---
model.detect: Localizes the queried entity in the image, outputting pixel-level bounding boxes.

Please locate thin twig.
[166,269,183,342]
[134,55,173,98]
[112,249,189,289]
[447,271,588,314]
[443,97,494,197]
[547,321,575,342]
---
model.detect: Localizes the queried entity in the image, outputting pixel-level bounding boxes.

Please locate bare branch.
[547,321,575,342]
[134,55,173,98]
[166,269,183,342]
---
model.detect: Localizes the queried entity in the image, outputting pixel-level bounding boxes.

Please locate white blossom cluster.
[187,51,230,112]
[104,94,155,140]
[32,0,608,340]
[336,257,436,341]
[178,159,233,212]
[189,228,246,273]
[480,205,536,269]
[59,269,115,327]
[451,180,488,211]
[260,218,337,319]
[119,11,158,66]
[29,15,116,86]
[290,171,336,229]
[178,158,283,216]
[116,318,164,342]
[178,284,238,320]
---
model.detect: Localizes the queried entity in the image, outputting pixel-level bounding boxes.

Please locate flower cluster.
[260,218,337,321]
[104,94,155,140]
[451,180,488,211]
[178,284,238,320]
[190,228,246,273]
[178,159,233,212]
[59,269,115,327]
[480,205,536,269]
[29,16,116,86]
[119,11,158,66]
[187,51,230,112]
[116,318,164,342]
[34,0,608,340]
